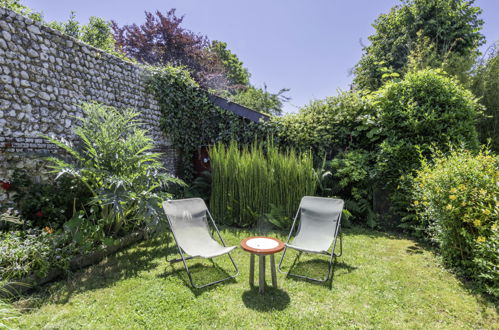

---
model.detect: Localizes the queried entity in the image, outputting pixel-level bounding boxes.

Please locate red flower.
[36,210,43,217]
[0,181,11,191]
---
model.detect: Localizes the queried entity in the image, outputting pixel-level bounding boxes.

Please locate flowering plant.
[412,148,498,297]
[0,180,11,191]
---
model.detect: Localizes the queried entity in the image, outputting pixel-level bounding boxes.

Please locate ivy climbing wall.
[0,7,177,201]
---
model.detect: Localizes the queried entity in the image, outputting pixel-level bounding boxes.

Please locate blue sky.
[25,0,499,113]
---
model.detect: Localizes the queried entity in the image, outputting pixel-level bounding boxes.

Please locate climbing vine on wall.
[146,65,268,181]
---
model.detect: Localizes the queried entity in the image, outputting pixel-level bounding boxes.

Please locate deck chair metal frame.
[163,198,239,289]
[278,196,343,283]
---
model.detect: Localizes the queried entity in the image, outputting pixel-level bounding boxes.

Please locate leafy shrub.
[267,91,377,160]
[210,141,316,227]
[0,228,76,280]
[9,170,90,229]
[328,150,378,228]
[0,0,42,21]
[45,102,183,237]
[374,69,482,220]
[262,204,292,230]
[0,206,120,282]
[412,148,498,297]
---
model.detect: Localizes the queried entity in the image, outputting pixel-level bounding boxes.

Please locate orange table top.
[240,236,285,255]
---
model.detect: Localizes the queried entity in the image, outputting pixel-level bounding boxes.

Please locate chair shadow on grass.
[158,256,237,296]
[18,235,174,309]
[281,251,357,289]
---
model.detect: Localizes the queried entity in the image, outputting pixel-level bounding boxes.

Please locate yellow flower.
[473,219,481,227]
[461,202,466,206]
[449,195,457,200]
[450,188,457,193]
[446,204,453,210]
[419,184,424,188]
[424,201,429,206]
[476,236,486,243]
[413,200,419,206]
[43,226,54,234]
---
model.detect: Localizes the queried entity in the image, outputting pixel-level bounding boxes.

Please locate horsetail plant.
[210,140,316,227]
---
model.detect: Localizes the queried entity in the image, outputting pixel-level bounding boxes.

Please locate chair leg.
[278,246,288,273]
[173,250,239,289]
[279,248,336,283]
[335,229,343,257]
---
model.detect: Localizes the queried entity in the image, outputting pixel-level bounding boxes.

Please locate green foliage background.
[353,0,484,90]
[146,65,267,182]
[471,44,499,151]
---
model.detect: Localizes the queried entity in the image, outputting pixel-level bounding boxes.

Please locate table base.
[249,253,278,294]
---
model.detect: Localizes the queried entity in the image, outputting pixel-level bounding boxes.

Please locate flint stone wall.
[0,8,177,202]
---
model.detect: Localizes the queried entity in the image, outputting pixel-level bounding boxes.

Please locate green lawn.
[14,227,497,329]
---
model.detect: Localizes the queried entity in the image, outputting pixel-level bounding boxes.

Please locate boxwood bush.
[412,149,498,298]
[374,69,482,221]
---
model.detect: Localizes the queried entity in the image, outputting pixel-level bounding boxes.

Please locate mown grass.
[13,227,498,329]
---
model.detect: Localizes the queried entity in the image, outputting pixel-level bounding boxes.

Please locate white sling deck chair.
[163,198,239,288]
[278,196,344,282]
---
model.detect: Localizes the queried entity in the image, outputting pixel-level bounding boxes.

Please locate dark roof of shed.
[207,93,270,123]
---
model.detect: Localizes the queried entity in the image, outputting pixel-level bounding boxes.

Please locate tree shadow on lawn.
[17,235,174,309]
[158,257,238,296]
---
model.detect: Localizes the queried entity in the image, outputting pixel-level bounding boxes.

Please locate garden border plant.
[412,147,499,298]
[0,102,183,293]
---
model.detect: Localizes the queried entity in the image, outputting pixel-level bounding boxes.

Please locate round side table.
[240,236,285,294]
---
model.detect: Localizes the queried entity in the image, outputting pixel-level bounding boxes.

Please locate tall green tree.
[353,0,485,90]
[47,11,80,38]
[471,43,499,151]
[229,85,289,116]
[210,40,250,88]
[80,16,117,53]
[47,12,127,59]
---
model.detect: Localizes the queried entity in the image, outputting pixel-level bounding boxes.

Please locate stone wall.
[0,8,177,202]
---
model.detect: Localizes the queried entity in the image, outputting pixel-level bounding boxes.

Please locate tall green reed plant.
[210,140,316,227]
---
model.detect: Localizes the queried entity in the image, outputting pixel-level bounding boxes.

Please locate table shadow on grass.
[242,287,290,312]
[17,236,174,308]
[159,258,237,295]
